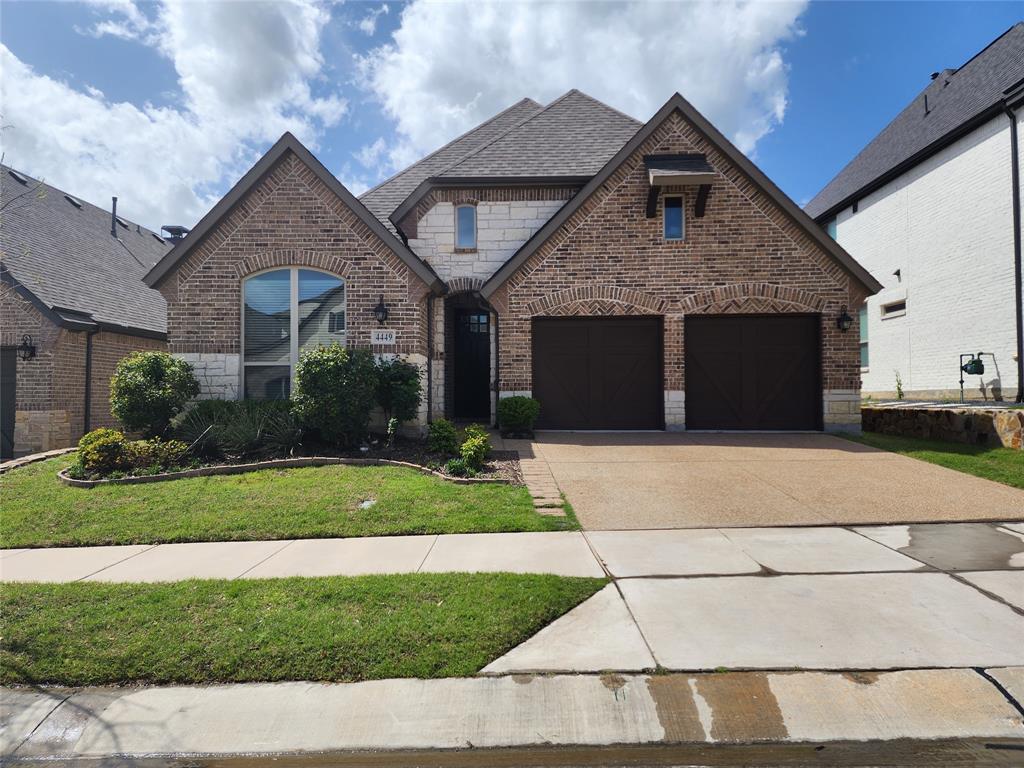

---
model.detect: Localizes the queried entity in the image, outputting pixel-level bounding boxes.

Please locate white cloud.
[358,4,389,36]
[2,0,346,230]
[360,0,806,170]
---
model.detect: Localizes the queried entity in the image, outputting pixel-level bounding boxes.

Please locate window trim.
[663,194,685,241]
[454,203,477,250]
[880,299,907,320]
[241,266,346,399]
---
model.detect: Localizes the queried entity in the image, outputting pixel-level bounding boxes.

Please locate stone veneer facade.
[1,281,166,454]
[486,110,867,432]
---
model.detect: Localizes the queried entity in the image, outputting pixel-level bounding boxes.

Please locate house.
[0,167,170,457]
[144,90,881,433]
[806,23,1024,403]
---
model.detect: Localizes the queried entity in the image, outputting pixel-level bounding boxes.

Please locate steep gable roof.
[481,93,884,299]
[0,165,169,337]
[144,133,444,293]
[806,23,1024,220]
[438,90,643,178]
[359,98,543,232]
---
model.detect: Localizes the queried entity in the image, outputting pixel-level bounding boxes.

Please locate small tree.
[375,357,422,425]
[110,351,200,437]
[293,343,378,448]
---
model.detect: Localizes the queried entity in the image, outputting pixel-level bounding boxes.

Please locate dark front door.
[685,314,822,430]
[532,317,663,430]
[1,348,16,459]
[453,309,490,419]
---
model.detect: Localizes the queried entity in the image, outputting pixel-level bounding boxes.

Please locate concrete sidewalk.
[4,668,1023,757]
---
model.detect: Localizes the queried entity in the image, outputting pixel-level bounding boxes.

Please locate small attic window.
[64,194,83,209]
[7,169,28,185]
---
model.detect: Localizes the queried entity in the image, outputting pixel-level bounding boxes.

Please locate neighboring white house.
[807,23,1024,403]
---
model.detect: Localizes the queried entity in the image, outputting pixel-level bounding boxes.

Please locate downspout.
[492,311,500,428]
[1005,102,1023,402]
[83,329,98,434]
[426,294,433,424]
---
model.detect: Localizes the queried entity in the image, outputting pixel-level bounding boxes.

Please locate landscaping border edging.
[0,448,78,476]
[56,456,512,488]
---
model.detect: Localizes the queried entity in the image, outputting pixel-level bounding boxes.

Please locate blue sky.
[1,1,1020,229]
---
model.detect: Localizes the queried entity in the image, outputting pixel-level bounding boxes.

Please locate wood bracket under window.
[694,185,710,218]
[645,187,659,219]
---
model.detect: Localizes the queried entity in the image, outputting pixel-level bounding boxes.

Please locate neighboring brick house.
[807,23,1024,403]
[0,167,169,457]
[146,90,881,433]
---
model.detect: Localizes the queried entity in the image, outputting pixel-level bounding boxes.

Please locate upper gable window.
[664,196,684,241]
[455,204,476,249]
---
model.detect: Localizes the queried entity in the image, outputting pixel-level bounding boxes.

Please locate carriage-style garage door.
[532,317,663,430]
[685,315,822,430]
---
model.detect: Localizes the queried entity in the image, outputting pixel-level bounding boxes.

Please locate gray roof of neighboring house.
[806,22,1024,220]
[359,98,544,233]
[1,166,169,336]
[437,90,643,178]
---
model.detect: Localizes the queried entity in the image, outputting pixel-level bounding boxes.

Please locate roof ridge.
[432,91,582,178]
[1,163,161,238]
[358,97,543,199]
[953,21,1022,77]
[438,89,640,178]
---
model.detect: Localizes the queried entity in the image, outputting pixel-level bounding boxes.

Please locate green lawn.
[0,573,605,686]
[0,457,575,549]
[843,432,1024,489]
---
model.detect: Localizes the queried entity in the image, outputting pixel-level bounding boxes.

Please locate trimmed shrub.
[125,438,190,472]
[460,433,490,471]
[443,457,475,478]
[77,428,130,475]
[293,344,377,448]
[427,419,458,456]
[110,351,200,437]
[375,358,422,425]
[497,396,541,437]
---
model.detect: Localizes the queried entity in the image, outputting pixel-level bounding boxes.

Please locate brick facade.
[486,111,865,431]
[158,150,433,410]
[1,281,165,454]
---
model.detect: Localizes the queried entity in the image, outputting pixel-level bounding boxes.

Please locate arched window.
[242,267,346,399]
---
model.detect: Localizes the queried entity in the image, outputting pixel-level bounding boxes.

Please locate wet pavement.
[854,522,1024,571]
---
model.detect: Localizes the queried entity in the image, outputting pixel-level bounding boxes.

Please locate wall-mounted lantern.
[835,306,854,333]
[17,334,36,361]
[372,295,389,325]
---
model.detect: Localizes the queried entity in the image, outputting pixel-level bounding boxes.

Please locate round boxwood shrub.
[77,428,130,475]
[293,344,377,448]
[497,396,541,437]
[427,419,458,456]
[110,351,200,437]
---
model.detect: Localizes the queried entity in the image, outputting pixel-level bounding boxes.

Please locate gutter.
[426,294,434,424]
[1004,101,1024,402]
[83,328,98,434]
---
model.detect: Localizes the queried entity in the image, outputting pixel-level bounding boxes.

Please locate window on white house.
[242,267,345,399]
[664,196,684,240]
[825,218,837,239]
[880,299,906,319]
[859,306,869,368]
[455,205,476,249]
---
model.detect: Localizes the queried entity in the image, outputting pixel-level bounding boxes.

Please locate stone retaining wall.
[862,406,1024,450]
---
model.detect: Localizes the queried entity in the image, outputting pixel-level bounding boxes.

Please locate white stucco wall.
[834,113,1021,400]
[409,200,565,281]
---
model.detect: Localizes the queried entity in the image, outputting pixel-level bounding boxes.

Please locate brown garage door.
[532,317,663,430]
[685,315,822,430]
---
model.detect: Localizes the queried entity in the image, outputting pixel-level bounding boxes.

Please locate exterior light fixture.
[372,295,389,325]
[835,306,854,333]
[17,334,37,361]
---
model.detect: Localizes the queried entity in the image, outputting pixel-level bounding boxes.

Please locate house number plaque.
[372,329,397,345]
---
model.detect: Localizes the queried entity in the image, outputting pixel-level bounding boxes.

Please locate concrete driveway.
[530,433,1024,529]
